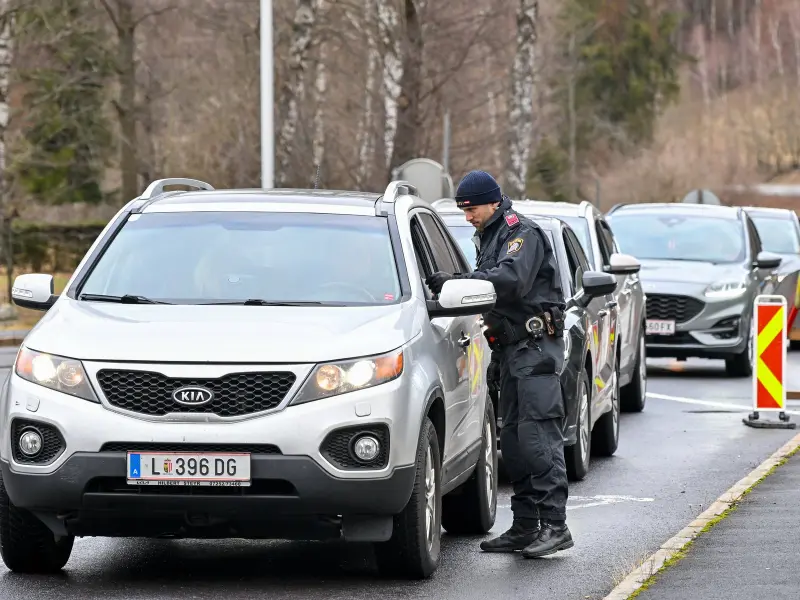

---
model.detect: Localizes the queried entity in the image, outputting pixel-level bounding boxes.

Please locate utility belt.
[484,308,565,350]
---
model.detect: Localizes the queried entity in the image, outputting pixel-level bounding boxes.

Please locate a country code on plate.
[127,452,251,486]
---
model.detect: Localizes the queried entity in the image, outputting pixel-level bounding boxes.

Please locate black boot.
[521,520,573,558]
[480,518,540,553]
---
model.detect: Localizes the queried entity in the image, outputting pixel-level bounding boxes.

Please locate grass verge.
[625,445,800,599]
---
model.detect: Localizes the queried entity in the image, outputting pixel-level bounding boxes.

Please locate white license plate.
[646,319,675,335]
[126,452,251,487]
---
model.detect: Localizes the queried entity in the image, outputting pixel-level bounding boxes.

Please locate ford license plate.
[646,319,675,336]
[126,452,251,487]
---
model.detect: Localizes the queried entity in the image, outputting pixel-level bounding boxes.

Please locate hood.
[23,298,420,364]
[637,258,747,285]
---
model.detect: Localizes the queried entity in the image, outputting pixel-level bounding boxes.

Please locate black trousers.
[497,334,568,522]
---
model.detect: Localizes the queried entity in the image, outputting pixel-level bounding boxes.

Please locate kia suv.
[1,178,501,579]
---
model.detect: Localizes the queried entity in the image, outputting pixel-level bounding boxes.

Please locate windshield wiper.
[200,299,325,306]
[79,293,171,305]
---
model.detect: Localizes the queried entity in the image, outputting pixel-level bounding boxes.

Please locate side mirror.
[428,279,496,318]
[754,250,782,270]
[572,271,617,308]
[606,252,640,275]
[11,274,58,311]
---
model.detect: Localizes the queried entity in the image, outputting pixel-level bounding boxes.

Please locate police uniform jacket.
[461,196,565,337]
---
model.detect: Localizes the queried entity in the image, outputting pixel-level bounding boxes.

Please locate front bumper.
[644,289,750,359]
[0,363,424,539]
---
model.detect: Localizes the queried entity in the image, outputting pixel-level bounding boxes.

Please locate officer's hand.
[426,271,453,295]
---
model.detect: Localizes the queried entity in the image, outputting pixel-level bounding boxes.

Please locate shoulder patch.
[504,212,520,228]
[507,237,524,254]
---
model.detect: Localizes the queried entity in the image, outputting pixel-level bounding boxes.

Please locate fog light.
[353,435,380,462]
[19,430,43,456]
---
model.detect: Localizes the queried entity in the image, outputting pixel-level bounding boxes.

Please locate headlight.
[14,347,99,403]
[291,348,404,405]
[704,280,747,299]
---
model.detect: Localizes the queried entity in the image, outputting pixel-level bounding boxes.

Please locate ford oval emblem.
[172,386,214,406]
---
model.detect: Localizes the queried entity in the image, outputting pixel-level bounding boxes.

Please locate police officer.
[426,170,573,559]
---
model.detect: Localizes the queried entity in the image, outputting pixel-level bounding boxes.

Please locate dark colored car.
[606,203,782,376]
[435,201,620,482]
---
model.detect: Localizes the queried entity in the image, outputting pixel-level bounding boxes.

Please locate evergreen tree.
[14,1,113,205]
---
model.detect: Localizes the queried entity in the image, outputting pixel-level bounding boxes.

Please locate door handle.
[458,333,471,348]
[598,309,608,317]
[606,300,618,309]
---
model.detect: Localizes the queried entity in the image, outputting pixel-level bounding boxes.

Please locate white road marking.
[498,494,654,511]
[647,392,800,416]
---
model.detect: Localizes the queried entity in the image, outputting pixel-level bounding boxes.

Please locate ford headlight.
[292,348,404,405]
[704,280,747,299]
[14,347,99,403]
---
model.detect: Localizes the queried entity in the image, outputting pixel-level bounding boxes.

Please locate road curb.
[602,432,800,600]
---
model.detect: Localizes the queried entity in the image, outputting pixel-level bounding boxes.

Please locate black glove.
[426,271,453,295]
[487,355,500,398]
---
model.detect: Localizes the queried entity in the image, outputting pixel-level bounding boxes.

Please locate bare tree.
[505,0,538,199]
[275,0,321,187]
[377,0,402,171]
[388,0,423,177]
[0,0,13,301]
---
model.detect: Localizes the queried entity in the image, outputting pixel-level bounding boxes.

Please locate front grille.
[646,294,705,324]
[11,419,66,465]
[100,442,282,454]
[96,370,297,417]
[321,425,390,470]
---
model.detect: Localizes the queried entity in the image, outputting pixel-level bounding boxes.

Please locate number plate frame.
[646,319,676,336]
[126,451,252,487]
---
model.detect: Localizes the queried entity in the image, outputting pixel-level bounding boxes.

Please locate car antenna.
[313,164,321,190]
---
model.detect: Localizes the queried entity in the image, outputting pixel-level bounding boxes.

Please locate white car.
[512,200,647,413]
[0,178,499,579]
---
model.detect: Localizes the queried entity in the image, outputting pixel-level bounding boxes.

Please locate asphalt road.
[0,350,797,599]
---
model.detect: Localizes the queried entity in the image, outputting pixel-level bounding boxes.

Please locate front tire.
[375,417,442,579]
[442,397,497,535]
[621,327,647,412]
[592,364,620,457]
[0,472,74,573]
[726,322,753,377]
[565,368,591,481]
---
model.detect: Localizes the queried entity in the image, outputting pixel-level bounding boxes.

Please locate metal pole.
[260,0,274,189]
[442,111,450,174]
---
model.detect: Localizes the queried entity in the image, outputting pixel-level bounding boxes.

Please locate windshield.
[607,213,746,263]
[447,225,477,267]
[442,221,555,269]
[750,216,800,254]
[79,212,402,305]
[553,216,592,265]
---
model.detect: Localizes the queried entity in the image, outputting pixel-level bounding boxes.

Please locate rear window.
[80,212,402,306]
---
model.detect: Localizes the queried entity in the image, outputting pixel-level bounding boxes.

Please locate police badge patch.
[507,237,524,254]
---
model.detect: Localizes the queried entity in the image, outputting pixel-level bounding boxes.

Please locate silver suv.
[1,179,499,579]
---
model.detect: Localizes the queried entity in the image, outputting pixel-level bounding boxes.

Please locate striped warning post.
[753,295,786,412]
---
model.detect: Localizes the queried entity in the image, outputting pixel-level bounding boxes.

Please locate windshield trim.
[69,210,412,306]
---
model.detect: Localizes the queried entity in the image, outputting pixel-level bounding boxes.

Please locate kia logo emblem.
[172,386,214,406]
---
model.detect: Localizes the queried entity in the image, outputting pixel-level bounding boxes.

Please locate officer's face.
[462,203,499,232]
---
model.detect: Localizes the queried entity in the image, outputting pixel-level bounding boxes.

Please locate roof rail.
[382,180,419,203]
[139,178,214,200]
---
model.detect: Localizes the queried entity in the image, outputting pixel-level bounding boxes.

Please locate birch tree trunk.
[388,0,423,176]
[275,0,319,187]
[355,3,379,189]
[504,0,538,199]
[377,0,402,172]
[0,1,13,302]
